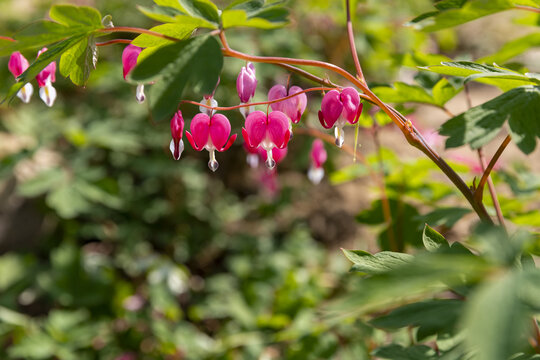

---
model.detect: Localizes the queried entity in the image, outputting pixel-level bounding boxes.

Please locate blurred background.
[1,0,539,358]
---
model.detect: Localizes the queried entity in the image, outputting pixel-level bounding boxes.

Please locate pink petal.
[268,84,288,113]
[321,90,343,127]
[340,87,360,123]
[190,113,211,149]
[35,48,56,87]
[122,44,142,80]
[287,86,307,123]
[311,139,327,168]
[267,111,289,148]
[209,113,232,150]
[8,52,29,78]
[244,111,267,148]
[220,134,237,152]
[236,62,257,103]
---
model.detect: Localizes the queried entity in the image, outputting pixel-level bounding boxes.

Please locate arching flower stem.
[93,25,492,223]
[181,86,334,112]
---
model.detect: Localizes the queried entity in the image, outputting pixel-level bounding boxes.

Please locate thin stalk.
[181,86,334,111]
[475,135,512,203]
[0,35,15,42]
[514,5,540,12]
[96,39,132,46]
[372,124,397,251]
[477,148,506,230]
[345,0,366,82]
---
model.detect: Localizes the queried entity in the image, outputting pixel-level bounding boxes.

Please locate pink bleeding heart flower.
[258,146,288,166]
[242,110,291,169]
[318,87,363,147]
[8,52,33,103]
[268,84,307,124]
[169,111,185,160]
[185,113,237,172]
[308,139,327,184]
[122,44,145,104]
[35,48,57,107]
[237,62,257,104]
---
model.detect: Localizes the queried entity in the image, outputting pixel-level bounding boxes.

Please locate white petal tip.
[170,139,184,160]
[136,84,146,104]
[39,84,56,107]
[308,167,324,184]
[17,83,33,103]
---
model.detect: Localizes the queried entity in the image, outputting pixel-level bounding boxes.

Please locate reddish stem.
[0,36,15,42]
[477,148,506,231]
[514,5,540,12]
[474,135,512,205]
[96,39,132,46]
[345,0,365,83]
[181,86,334,111]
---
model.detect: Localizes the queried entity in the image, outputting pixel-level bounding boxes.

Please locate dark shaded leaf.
[129,36,223,121]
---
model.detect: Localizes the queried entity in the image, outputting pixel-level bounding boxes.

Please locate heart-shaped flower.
[318,87,363,147]
[186,113,237,172]
[242,110,291,169]
[268,84,307,124]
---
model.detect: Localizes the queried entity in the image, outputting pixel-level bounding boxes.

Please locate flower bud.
[236,62,257,103]
[169,111,185,160]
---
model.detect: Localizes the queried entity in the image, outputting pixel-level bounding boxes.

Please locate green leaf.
[423,224,448,252]
[371,299,463,340]
[478,33,540,64]
[423,61,540,91]
[154,0,186,11]
[373,344,438,360]
[0,5,103,56]
[129,36,223,121]
[372,82,437,106]
[439,86,540,153]
[432,78,461,106]
[341,249,413,274]
[59,35,97,86]
[137,4,184,23]
[328,252,492,316]
[3,34,87,103]
[177,0,220,24]
[222,9,287,29]
[49,5,103,28]
[407,0,514,32]
[463,271,534,360]
[131,22,200,48]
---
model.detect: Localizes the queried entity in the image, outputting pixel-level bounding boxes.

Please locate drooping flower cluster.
[8,49,57,107]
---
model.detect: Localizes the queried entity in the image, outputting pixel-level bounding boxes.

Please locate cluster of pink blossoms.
[123,45,357,182]
[8,49,57,107]
[9,43,361,186]
[162,60,362,186]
